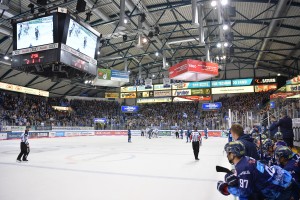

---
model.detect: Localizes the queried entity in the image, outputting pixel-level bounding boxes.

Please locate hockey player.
[186,129,191,143]
[190,127,201,160]
[35,26,39,40]
[128,129,131,143]
[275,146,300,199]
[83,37,87,49]
[261,138,276,166]
[204,127,208,139]
[16,127,30,162]
[217,141,294,200]
[273,132,287,148]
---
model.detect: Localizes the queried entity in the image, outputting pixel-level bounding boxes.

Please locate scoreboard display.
[12,10,100,79]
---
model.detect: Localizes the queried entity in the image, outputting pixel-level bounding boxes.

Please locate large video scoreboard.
[11,8,100,79]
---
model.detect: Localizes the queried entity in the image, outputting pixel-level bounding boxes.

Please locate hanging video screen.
[66,18,98,59]
[17,15,54,49]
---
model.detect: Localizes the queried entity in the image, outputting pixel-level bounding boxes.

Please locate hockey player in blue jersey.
[217,141,294,200]
[273,132,287,148]
[275,146,300,199]
[261,139,276,166]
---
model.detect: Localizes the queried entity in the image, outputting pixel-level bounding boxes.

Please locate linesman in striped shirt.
[16,127,30,162]
[190,126,201,160]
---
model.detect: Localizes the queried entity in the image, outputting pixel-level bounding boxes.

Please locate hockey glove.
[225,173,238,186]
[217,181,230,196]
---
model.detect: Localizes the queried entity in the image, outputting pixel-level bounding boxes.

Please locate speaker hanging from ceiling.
[76,0,86,13]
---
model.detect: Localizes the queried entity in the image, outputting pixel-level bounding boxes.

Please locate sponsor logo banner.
[95,131,127,136]
[270,101,275,109]
[154,90,172,97]
[137,85,153,91]
[0,82,49,97]
[0,132,8,140]
[120,92,136,98]
[105,93,119,98]
[36,126,52,131]
[11,126,26,132]
[191,88,211,95]
[255,84,277,92]
[172,81,211,89]
[111,70,129,80]
[30,132,49,138]
[169,60,218,79]
[94,118,106,123]
[120,86,136,92]
[202,102,222,110]
[61,44,97,65]
[154,84,171,90]
[211,80,232,87]
[232,78,253,86]
[13,43,59,55]
[137,97,172,103]
[49,132,56,138]
[254,77,277,84]
[1,126,11,131]
[200,131,222,137]
[121,106,139,113]
[7,132,23,139]
[98,68,111,80]
[64,132,81,137]
[173,96,211,101]
[172,89,191,96]
[286,84,300,92]
[212,86,254,94]
[55,132,65,137]
[163,78,171,88]
[52,126,94,130]
[137,91,154,98]
[80,131,94,136]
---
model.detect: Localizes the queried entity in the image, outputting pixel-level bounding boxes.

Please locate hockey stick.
[216,165,232,173]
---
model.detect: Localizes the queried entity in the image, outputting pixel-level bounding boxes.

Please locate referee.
[16,127,30,162]
[190,127,201,160]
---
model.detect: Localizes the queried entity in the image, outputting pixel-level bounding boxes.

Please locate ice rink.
[0,136,233,200]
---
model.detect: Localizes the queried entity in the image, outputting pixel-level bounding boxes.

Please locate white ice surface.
[0,136,233,200]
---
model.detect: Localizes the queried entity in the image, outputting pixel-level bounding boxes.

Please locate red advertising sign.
[169,59,218,81]
[200,131,222,137]
[270,92,295,99]
[95,131,127,136]
[173,96,212,101]
[255,84,277,92]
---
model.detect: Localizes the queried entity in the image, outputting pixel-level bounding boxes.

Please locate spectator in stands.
[269,116,279,139]
[230,123,259,160]
[273,111,294,148]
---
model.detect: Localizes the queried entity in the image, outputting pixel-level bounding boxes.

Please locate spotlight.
[211,1,217,7]
[142,37,148,43]
[28,3,35,14]
[84,80,88,84]
[3,55,9,60]
[85,11,92,21]
[224,42,229,47]
[223,24,229,30]
[216,56,219,60]
[217,43,222,48]
[124,19,128,24]
[97,51,100,55]
[152,74,155,78]
[155,52,159,57]
[221,0,229,6]
[277,73,281,76]
[222,55,226,59]
[123,35,128,42]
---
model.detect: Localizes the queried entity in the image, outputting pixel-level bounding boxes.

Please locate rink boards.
[0,128,225,140]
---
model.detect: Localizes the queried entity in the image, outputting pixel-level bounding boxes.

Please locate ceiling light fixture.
[211,1,217,7]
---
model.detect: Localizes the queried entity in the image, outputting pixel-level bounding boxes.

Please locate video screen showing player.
[17,16,53,49]
[66,19,97,59]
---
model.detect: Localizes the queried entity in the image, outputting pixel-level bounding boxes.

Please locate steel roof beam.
[0,69,13,80]
[24,76,39,87]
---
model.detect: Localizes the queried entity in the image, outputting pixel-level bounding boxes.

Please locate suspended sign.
[254,78,276,84]
[120,92,136,98]
[212,86,254,94]
[169,59,218,81]
[137,91,154,98]
[202,102,222,110]
[232,78,253,86]
[137,97,172,103]
[211,80,232,87]
[163,78,171,88]
[191,88,211,95]
[172,89,191,96]
[121,106,139,113]
[105,92,119,98]
[154,90,172,97]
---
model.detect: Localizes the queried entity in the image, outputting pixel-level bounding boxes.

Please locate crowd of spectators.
[0,90,298,129]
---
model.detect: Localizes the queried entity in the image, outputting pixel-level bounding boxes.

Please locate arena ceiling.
[0,0,299,97]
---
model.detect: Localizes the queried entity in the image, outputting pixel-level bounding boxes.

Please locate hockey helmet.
[275,146,293,160]
[224,141,245,157]
[262,138,274,151]
[274,132,283,141]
